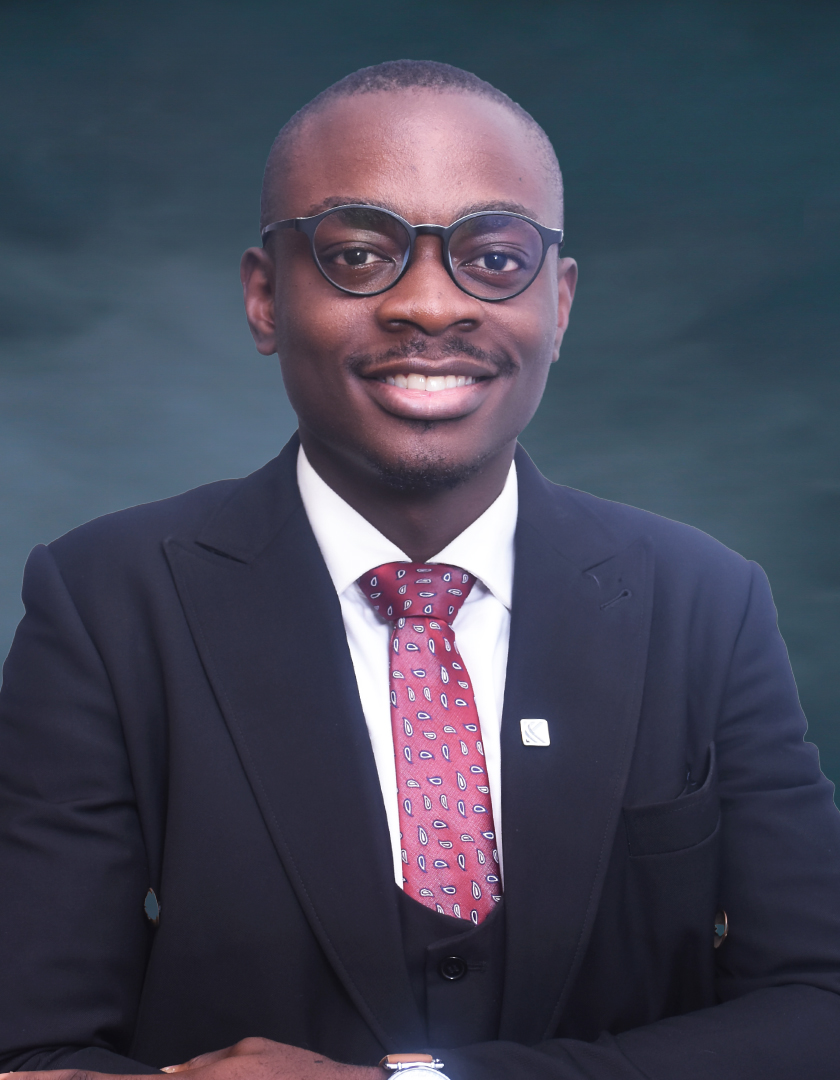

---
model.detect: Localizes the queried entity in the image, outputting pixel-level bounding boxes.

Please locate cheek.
[494,299,559,380]
[274,282,374,367]
[274,305,373,436]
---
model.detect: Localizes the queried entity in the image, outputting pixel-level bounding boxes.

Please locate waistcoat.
[396,887,506,1047]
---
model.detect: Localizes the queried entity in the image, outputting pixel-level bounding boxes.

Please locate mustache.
[347,337,517,376]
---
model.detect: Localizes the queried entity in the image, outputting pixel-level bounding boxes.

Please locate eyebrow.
[301,196,545,224]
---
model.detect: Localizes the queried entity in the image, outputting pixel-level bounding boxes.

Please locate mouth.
[359,360,494,421]
[378,373,480,392]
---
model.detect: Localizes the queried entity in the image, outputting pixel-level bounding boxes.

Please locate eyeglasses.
[260,204,564,302]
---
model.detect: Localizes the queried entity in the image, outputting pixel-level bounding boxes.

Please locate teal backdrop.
[1,1,839,789]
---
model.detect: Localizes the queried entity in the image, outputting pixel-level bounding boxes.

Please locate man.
[1,59,839,1080]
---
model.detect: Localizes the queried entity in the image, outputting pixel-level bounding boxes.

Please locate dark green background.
[2,1,839,786]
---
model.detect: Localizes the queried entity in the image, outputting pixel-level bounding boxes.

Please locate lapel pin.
[520,719,550,746]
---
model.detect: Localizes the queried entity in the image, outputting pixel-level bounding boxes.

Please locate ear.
[551,257,578,363]
[241,247,278,356]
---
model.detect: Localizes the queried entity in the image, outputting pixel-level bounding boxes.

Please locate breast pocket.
[623,743,720,857]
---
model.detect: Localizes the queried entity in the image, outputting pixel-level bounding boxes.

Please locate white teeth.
[383,373,478,391]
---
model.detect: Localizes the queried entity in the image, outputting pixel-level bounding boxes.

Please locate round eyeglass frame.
[260,203,565,302]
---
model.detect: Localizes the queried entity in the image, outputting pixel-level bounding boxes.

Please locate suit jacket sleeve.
[0,544,160,1073]
[440,561,840,1080]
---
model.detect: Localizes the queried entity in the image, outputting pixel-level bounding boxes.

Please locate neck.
[299,432,516,563]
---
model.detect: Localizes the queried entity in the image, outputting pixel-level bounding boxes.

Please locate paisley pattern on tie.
[358,562,502,924]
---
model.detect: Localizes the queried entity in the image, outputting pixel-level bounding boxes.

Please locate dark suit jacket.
[2,436,840,1080]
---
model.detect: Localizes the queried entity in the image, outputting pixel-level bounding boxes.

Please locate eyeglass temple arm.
[260,219,299,245]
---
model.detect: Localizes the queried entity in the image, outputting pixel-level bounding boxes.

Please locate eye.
[336,247,385,267]
[475,251,521,272]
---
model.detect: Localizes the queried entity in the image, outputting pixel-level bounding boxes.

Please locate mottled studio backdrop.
[2,2,839,787]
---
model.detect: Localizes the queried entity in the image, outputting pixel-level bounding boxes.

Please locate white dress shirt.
[297,445,517,887]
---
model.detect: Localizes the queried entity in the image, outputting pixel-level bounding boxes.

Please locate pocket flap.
[624,743,719,856]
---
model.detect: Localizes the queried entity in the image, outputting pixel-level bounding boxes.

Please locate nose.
[374,235,485,335]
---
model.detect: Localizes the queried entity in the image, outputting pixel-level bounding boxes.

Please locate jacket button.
[439,955,467,981]
[144,887,160,927]
[714,909,728,948]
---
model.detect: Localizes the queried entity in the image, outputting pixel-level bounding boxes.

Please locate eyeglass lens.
[311,207,544,299]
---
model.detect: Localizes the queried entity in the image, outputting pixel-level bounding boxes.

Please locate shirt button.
[438,955,468,981]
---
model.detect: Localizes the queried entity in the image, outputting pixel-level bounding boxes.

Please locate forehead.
[276,90,558,225]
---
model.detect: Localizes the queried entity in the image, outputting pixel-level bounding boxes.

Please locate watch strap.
[379,1055,443,1071]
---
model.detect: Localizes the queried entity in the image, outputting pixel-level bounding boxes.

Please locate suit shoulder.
[547,481,754,582]
[45,453,288,578]
[48,478,239,557]
[516,448,749,578]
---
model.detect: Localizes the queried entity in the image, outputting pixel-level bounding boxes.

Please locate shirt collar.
[296,444,517,610]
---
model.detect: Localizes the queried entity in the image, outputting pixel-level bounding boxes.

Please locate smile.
[362,364,491,422]
[379,374,479,391]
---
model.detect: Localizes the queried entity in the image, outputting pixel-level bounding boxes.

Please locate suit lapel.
[165,437,424,1050]
[498,448,653,1043]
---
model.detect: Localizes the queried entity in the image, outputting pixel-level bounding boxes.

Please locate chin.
[364,446,489,493]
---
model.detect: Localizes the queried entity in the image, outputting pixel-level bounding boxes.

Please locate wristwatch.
[379,1054,450,1080]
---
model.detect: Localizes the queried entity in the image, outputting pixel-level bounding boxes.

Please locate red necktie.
[358,562,502,924]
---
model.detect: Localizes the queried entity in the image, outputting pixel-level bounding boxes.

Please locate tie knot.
[358,562,475,623]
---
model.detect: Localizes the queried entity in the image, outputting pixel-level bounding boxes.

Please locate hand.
[0,1037,384,1080]
[163,1037,382,1080]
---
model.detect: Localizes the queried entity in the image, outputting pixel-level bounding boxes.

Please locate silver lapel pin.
[520,718,550,746]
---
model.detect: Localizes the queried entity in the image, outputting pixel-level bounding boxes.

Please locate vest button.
[439,955,467,981]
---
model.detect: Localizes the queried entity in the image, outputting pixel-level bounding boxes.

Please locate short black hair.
[260,59,563,227]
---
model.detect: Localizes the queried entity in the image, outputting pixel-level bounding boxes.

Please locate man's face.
[244,90,576,488]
